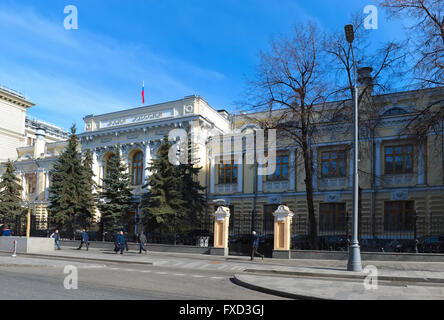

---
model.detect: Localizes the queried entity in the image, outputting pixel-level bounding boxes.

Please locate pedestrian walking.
[139,232,148,254]
[113,231,120,253]
[116,231,126,254]
[51,229,61,250]
[251,230,264,260]
[77,229,89,251]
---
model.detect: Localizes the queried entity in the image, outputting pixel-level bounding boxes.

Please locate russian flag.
[141,81,145,104]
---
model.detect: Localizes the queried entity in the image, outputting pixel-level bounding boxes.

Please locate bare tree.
[244,23,327,249]
[324,15,406,156]
[324,14,407,237]
[378,1,444,149]
[379,0,443,87]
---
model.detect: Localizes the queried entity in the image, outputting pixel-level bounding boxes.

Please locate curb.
[232,274,327,300]
[243,268,444,284]
[0,251,153,266]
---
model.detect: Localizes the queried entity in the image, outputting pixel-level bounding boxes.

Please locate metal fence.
[291,211,444,253]
[15,210,444,254]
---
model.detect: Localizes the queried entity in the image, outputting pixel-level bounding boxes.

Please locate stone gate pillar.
[210,206,230,256]
[272,205,294,259]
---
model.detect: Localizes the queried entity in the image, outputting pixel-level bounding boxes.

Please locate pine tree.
[48,125,84,237]
[97,145,134,236]
[76,149,96,230]
[141,136,185,234]
[177,131,206,232]
[0,160,23,228]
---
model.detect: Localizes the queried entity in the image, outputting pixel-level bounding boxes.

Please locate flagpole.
[142,80,145,105]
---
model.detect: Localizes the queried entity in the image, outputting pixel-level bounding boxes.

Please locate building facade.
[78,95,231,234]
[78,85,444,253]
[0,86,35,162]
[0,86,69,232]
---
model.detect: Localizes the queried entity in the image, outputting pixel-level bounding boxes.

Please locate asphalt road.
[0,253,286,300]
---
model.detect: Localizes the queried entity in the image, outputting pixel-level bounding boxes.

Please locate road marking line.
[155,271,168,275]
[210,277,224,280]
[192,275,204,278]
[140,270,151,273]
[174,273,185,276]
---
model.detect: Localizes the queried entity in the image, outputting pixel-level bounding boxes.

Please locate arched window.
[382,107,407,117]
[131,151,143,185]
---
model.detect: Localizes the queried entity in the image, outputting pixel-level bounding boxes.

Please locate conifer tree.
[0,160,23,228]
[177,131,206,232]
[141,136,185,234]
[48,125,84,237]
[77,149,96,230]
[97,146,134,235]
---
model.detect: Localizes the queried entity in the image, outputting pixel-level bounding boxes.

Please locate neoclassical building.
[78,83,444,253]
[78,95,232,233]
[0,86,69,231]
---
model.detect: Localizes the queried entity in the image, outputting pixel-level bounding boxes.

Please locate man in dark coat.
[116,231,126,254]
[77,229,89,251]
[251,230,264,260]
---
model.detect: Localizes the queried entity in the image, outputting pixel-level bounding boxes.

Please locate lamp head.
[344,24,354,43]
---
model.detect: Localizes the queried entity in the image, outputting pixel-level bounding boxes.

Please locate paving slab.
[233,274,444,300]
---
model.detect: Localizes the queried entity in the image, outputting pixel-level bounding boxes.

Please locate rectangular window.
[218,160,238,184]
[384,201,414,231]
[319,203,346,232]
[384,145,413,174]
[267,155,289,181]
[321,151,346,178]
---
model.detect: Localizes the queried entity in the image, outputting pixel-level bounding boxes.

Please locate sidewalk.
[6,247,444,299]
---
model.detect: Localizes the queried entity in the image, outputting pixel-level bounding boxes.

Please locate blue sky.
[0,0,406,133]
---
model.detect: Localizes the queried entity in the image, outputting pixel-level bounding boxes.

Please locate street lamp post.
[345,24,362,272]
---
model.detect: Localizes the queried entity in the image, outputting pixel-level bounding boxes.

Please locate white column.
[289,147,296,191]
[210,157,215,194]
[99,161,104,186]
[35,170,40,200]
[21,173,26,200]
[257,164,263,192]
[418,142,425,185]
[237,153,243,193]
[375,140,381,187]
[45,171,50,200]
[92,151,99,192]
[143,142,151,183]
[312,147,318,190]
